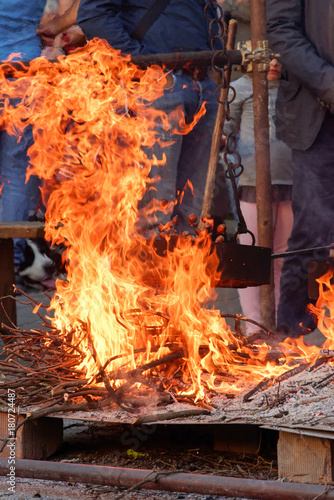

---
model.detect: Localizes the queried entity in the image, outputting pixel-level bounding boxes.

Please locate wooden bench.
[0,221,45,330]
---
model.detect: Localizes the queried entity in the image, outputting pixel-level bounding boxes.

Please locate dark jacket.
[266,0,334,150]
[77,0,217,56]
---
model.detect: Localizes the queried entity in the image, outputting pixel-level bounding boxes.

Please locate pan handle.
[271,244,334,259]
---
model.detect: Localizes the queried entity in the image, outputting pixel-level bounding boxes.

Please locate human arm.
[76,0,144,54]
[37,0,81,47]
[217,0,251,23]
[40,0,59,23]
[266,0,334,111]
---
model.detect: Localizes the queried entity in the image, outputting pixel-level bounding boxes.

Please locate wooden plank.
[0,221,45,239]
[0,239,16,329]
[0,222,45,330]
[0,412,63,460]
[277,430,334,484]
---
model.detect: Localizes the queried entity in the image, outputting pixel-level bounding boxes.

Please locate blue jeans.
[0,126,41,266]
[277,112,334,336]
[139,72,218,233]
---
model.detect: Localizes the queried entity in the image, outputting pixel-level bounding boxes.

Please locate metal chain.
[205,1,255,243]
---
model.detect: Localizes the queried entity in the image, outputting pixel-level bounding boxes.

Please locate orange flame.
[0,39,332,402]
[309,269,334,350]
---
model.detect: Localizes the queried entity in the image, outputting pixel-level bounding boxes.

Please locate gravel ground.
[0,476,249,500]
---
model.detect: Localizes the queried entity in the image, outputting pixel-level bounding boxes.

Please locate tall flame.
[0,39,332,402]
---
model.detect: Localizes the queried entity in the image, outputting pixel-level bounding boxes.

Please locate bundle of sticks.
[1,288,333,419]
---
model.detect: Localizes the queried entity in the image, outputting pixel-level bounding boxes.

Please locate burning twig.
[108,350,184,381]
[86,323,137,413]
[274,362,312,383]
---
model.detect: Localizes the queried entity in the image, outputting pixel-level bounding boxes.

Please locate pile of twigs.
[0,318,87,409]
[1,289,333,419]
[0,290,219,415]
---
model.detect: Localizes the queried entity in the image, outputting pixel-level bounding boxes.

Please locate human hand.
[220,134,227,149]
[36,15,64,47]
[41,45,65,60]
[60,26,86,50]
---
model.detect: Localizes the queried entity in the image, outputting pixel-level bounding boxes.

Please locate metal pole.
[0,50,242,78]
[0,459,333,500]
[250,0,275,331]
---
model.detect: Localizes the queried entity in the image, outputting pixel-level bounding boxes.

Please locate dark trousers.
[277,112,334,336]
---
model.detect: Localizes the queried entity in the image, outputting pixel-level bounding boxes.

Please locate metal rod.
[0,458,333,499]
[272,244,334,259]
[0,50,242,78]
[250,0,275,331]
[132,49,242,69]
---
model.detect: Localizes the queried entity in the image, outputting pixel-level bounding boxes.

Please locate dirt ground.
[0,478,249,500]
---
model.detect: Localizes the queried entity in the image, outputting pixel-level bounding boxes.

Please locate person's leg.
[0,127,41,265]
[173,76,219,230]
[139,74,219,233]
[138,74,186,233]
[277,113,334,337]
[237,201,261,333]
[237,200,293,333]
[272,200,293,316]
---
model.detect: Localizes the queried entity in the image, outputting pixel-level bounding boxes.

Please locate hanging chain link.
[204,1,254,242]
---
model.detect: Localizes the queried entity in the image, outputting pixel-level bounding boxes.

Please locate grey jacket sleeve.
[266,0,334,112]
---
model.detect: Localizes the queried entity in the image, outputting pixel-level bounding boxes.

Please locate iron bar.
[0,50,242,78]
[0,458,333,499]
[272,244,334,259]
[250,0,275,331]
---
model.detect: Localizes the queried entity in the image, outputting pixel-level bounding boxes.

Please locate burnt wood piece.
[274,362,312,383]
[132,409,211,425]
[109,350,184,381]
[243,377,272,403]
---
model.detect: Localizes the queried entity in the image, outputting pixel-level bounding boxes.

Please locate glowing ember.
[0,39,333,405]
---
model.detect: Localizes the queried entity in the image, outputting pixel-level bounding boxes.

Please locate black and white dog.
[17,238,66,291]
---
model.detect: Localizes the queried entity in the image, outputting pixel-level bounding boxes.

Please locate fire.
[309,269,334,349]
[0,39,333,405]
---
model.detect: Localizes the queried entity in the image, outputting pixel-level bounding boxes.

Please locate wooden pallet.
[0,408,333,484]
